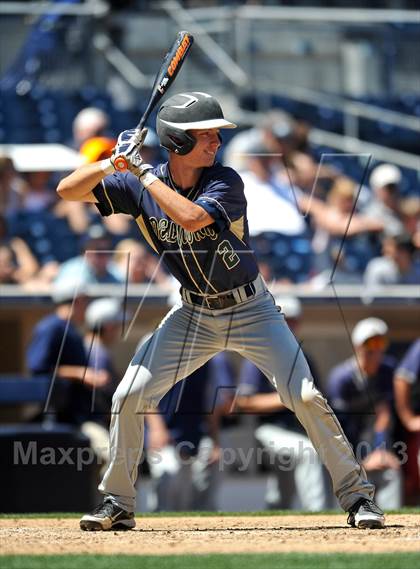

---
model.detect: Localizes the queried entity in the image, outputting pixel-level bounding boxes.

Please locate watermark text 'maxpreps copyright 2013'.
[13,439,408,472]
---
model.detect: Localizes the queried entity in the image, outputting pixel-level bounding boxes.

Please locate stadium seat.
[251,232,313,283]
[0,376,50,404]
[8,210,80,264]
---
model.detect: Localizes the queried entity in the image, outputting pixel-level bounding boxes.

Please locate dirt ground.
[0,515,419,556]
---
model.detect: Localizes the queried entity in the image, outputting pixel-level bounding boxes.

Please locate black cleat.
[347,498,385,529]
[80,498,135,531]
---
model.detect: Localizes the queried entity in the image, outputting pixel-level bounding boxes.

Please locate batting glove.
[110,128,148,172]
[123,149,153,179]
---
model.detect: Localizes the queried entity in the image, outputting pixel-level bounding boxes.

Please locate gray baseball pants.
[99,275,374,511]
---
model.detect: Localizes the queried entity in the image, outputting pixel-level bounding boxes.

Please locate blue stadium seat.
[0,376,50,404]
[1,92,40,128]
[7,210,80,264]
[251,232,313,283]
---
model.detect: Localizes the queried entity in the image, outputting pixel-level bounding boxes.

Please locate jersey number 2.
[217,240,240,270]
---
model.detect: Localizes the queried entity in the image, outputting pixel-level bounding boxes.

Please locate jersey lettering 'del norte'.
[93,162,259,294]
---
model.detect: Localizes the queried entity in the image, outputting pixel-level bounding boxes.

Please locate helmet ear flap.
[173,131,196,155]
[157,124,197,155]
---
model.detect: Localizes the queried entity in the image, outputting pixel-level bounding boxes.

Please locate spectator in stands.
[80,136,116,165]
[285,151,338,201]
[299,176,384,277]
[260,110,297,163]
[0,214,39,284]
[363,163,405,237]
[55,224,120,285]
[327,318,402,509]
[241,142,307,234]
[0,244,19,284]
[145,351,234,511]
[72,107,110,149]
[309,245,364,289]
[400,196,420,249]
[223,110,297,172]
[20,170,56,213]
[20,169,89,238]
[1,158,87,277]
[393,340,420,504]
[223,109,335,204]
[235,296,328,511]
[0,154,25,215]
[110,238,170,286]
[364,232,420,287]
[239,141,311,281]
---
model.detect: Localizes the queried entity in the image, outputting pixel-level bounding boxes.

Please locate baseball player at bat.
[57,92,385,531]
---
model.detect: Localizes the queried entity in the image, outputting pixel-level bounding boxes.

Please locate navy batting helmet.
[156,92,236,155]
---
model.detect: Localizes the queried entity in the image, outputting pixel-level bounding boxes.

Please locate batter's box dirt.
[0,515,419,556]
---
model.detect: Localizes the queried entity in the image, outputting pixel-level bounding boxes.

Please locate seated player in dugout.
[57,91,385,531]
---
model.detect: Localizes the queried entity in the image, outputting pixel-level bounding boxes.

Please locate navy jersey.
[93,162,259,294]
[27,314,87,373]
[26,314,92,425]
[327,356,397,450]
[396,339,420,414]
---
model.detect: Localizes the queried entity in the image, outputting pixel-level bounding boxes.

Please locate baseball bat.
[113,30,194,171]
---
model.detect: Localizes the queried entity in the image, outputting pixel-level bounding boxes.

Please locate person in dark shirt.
[394,339,420,504]
[26,281,111,458]
[26,283,109,425]
[54,225,121,286]
[327,318,402,509]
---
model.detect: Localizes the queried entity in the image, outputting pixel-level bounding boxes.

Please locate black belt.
[184,282,256,310]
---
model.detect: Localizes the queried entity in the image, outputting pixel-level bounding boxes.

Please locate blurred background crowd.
[0,0,418,513]
[1,105,419,290]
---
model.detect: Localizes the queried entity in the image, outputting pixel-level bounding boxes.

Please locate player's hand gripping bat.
[112,30,194,172]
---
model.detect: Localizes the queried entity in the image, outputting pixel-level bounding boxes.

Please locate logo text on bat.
[167,35,191,77]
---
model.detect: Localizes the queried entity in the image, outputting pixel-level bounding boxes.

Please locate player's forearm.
[346,215,384,236]
[57,365,89,381]
[57,162,104,202]
[374,402,391,433]
[236,393,285,413]
[206,399,233,445]
[146,179,212,232]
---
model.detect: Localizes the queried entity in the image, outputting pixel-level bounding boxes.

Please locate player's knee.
[111,369,149,411]
[111,367,162,413]
[289,376,322,407]
[112,383,136,413]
